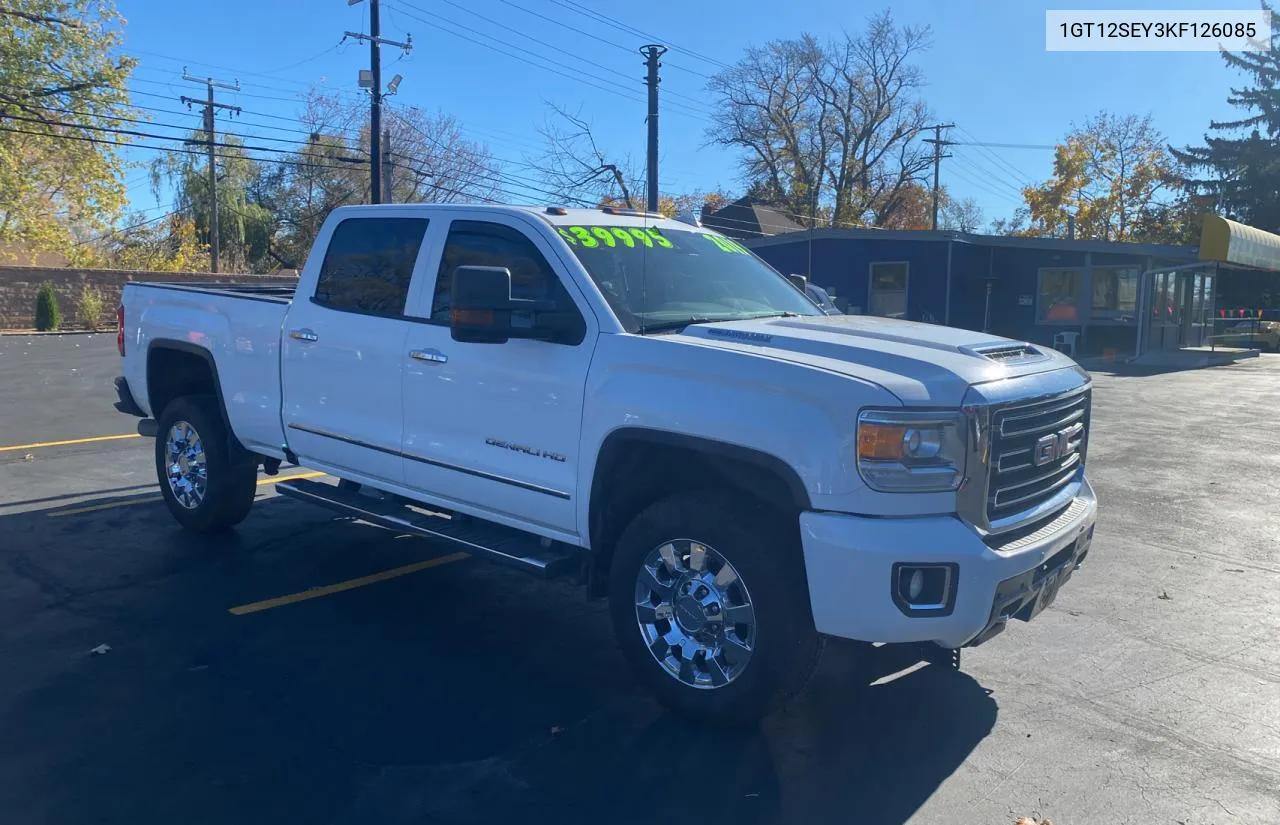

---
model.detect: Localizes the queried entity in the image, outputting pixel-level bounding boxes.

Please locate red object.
[116,304,125,356]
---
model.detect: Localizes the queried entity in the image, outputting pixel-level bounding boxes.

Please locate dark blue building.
[745,228,1213,358]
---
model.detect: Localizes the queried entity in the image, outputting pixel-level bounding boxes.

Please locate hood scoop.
[966,342,1050,365]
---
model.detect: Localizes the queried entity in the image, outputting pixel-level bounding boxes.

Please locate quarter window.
[313,217,429,315]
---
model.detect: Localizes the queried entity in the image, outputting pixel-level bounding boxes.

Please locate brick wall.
[0,266,299,330]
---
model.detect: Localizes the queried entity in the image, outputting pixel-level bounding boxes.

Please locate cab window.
[313,217,429,316]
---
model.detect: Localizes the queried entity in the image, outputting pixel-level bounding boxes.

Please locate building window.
[869,262,908,318]
[1038,268,1081,323]
[1091,266,1139,322]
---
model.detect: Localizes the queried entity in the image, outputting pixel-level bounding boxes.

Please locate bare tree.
[528,103,638,208]
[941,196,984,233]
[385,107,503,204]
[706,11,934,229]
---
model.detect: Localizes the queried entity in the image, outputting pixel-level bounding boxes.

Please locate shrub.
[34,282,61,331]
[75,284,106,331]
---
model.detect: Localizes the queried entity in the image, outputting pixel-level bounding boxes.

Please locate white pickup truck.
[114,204,1097,725]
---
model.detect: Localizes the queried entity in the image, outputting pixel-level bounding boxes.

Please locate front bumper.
[799,477,1097,649]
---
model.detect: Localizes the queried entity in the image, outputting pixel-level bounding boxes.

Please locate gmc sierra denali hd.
[114,203,1097,725]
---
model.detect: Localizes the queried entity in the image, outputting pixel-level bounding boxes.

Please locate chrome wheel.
[164,420,208,510]
[634,538,756,690]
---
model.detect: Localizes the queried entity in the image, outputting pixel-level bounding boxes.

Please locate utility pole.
[641,45,667,213]
[181,70,241,274]
[922,123,956,231]
[381,127,394,203]
[345,0,412,204]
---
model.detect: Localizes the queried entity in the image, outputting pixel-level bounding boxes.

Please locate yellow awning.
[1199,215,1280,271]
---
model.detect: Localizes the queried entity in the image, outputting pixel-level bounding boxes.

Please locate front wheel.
[608,491,822,727]
[155,395,257,533]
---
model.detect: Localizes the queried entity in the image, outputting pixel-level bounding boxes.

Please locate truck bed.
[121,280,294,458]
[137,281,297,302]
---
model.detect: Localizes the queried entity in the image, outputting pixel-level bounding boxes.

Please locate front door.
[282,215,432,485]
[400,213,595,535]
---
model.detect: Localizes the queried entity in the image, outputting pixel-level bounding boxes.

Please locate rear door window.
[313,217,429,316]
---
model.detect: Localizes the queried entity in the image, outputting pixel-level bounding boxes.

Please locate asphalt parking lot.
[1,333,1278,825]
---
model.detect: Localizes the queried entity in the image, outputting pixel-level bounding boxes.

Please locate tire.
[608,490,822,727]
[154,394,257,533]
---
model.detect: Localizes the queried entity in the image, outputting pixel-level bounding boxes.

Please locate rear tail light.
[117,304,125,356]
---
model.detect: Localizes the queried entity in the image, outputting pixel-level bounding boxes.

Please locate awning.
[1199,215,1280,271]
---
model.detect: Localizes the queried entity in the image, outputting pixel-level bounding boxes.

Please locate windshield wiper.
[637,316,716,335]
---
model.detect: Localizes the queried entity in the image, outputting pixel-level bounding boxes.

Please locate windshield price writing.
[557,226,751,255]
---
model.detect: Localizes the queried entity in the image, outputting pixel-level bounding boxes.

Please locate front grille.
[987,388,1090,523]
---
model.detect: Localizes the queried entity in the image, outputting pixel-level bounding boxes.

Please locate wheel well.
[587,432,808,595]
[147,345,217,418]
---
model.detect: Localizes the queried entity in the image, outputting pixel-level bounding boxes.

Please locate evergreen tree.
[1172,4,1280,231]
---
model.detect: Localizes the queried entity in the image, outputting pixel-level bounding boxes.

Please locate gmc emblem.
[1033,422,1084,467]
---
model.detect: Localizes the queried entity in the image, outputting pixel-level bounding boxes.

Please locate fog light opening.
[892,563,957,616]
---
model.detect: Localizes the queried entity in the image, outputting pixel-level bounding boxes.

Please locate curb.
[0,330,107,336]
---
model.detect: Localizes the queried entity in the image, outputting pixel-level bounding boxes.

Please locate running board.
[274,478,580,578]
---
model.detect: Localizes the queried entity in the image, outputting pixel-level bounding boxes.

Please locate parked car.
[1221,320,1280,351]
[114,204,1097,726]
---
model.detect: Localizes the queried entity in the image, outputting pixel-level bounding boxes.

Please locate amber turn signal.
[857,424,907,461]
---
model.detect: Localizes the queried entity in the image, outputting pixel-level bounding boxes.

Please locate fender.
[146,338,252,461]
[593,427,811,512]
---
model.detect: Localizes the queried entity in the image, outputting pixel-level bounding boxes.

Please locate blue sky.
[113,0,1255,228]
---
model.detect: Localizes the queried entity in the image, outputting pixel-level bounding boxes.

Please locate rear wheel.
[608,490,821,727]
[155,395,257,533]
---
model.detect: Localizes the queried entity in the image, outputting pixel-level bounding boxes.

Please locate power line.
[427,0,713,110]
[949,151,1026,198]
[549,0,731,70]
[391,2,712,122]
[494,0,709,79]
[955,126,1038,184]
[0,124,370,175]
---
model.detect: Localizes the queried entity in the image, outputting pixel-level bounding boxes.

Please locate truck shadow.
[0,494,997,825]
[479,642,997,825]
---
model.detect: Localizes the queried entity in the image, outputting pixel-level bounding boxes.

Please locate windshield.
[554,224,822,333]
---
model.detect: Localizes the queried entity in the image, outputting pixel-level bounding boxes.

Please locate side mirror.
[449,265,565,344]
[787,274,809,291]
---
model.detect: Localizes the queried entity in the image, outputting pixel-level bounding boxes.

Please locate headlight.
[857,410,967,492]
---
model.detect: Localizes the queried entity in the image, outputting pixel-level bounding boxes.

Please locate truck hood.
[673,315,1081,405]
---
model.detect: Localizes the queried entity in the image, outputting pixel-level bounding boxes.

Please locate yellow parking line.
[50,496,162,517]
[0,433,141,453]
[46,471,326,518]
[259,471,325,486]
[228,552,470,615]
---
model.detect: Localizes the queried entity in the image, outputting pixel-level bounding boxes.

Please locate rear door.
[281,215,431,485]
[400,213,595,535]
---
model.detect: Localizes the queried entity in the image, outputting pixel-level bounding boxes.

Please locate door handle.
[290,328,318,342]
[409,348,448,364]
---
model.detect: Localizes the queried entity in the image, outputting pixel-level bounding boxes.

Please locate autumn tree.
[0,1,137,259]
[1020,112,1188,243]
[706,12,934,229]
[152,134,274,272]
[98,213,207,272]
[1172,4,1280,232]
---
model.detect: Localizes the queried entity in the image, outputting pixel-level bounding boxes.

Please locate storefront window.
[1091,266,1139,322]
[1039,268,1080,323]
[869,262,908,318]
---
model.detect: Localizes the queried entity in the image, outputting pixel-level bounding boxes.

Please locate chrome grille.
[987,388,1090,522]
